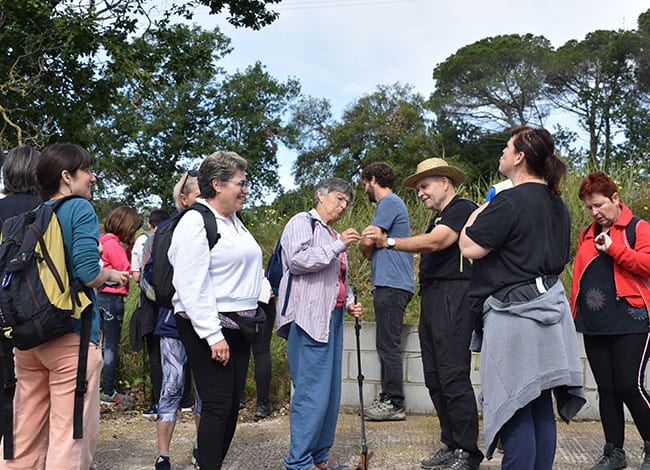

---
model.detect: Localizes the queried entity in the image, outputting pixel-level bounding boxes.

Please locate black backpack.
[151,203,220,309]
[266,213,315,316]
[0,195,93,459]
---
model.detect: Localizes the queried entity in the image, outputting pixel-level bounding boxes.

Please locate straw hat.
[403,157,466,188]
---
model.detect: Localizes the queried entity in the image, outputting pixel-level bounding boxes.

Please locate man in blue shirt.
[359,162,414,421]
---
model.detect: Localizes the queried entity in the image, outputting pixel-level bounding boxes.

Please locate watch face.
[387,238,396,248]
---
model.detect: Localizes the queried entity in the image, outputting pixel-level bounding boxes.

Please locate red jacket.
[570,203,650,318]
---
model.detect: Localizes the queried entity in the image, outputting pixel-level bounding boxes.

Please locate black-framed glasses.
[180,169,199,193]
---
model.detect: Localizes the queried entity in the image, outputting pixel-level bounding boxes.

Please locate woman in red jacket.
[571,172,650,469]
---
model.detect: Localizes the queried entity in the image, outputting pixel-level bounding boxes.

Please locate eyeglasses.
[227,179,250,190]
[180,169,199,194]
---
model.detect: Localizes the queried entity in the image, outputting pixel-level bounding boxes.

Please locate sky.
[179,0,649,190]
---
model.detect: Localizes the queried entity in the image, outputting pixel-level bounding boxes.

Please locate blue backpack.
[266,213,315,315]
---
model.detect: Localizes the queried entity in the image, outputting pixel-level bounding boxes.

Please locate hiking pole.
[353,289,371,470]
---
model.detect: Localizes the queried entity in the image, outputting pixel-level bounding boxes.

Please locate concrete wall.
[340,321,647,420]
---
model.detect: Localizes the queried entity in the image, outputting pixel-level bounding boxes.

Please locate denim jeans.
[99,293,125,395]
[373,287,412,407]
[500,390,556,470]
[284,309,344,470]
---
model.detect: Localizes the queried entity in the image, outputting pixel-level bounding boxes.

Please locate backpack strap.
[280,213,316,317]
[625,216,641,250]
[73,303,92,440]
[0,338,16,459]
[188,203,220,250]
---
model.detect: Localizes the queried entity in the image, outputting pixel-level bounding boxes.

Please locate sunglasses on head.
[181,169,199,193]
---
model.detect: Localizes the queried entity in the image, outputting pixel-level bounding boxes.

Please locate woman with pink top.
[98,206,141,404]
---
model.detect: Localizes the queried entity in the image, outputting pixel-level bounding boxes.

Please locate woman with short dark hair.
[169,150,263,469]
[571,171,650,469]
[1,143,129,469]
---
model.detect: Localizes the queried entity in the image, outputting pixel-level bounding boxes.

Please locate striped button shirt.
[275,209,354,343]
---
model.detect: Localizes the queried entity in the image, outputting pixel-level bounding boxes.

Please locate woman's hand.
[361,225,388,248]
[340,228,361,246]
[104,269,129,287]
[347,302,362,318]
[595,232,612,253]
[211,338,230,365]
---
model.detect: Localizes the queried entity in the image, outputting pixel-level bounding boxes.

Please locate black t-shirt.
[419,195,477,284]
[465,183,571,315]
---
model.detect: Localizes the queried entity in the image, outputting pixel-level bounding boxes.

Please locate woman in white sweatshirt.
[168,151,263,470]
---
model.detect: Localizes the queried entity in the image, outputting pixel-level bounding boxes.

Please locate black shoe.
[421,445,454,469]
[443,450,476,470]
[142,403,157,419]
[255,400,272,419]
[155,455,171,470]
[590,443,626,470]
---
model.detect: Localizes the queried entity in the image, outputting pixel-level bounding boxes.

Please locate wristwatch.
[386,237,396,249]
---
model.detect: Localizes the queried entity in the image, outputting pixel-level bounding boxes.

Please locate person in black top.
[362,158,482,470]
[0,145,41,226]
[460,127,584,469]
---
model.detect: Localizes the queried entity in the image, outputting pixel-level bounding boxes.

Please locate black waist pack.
[222,307,266,344]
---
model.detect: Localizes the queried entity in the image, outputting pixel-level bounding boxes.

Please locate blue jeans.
[99,293,125,395]
[374,287,412,407]
[500,390,556,470]
[285,308,344,470]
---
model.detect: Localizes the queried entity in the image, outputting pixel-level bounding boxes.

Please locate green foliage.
[432,34,553,130]
[288,83,442,186]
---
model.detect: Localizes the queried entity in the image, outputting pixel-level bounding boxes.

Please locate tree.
[547,29,642,169]
[211,63,301,202]
[288,83,442,186]
[431,34,553,131]
[0,0,283,150]
[90,26,299,208]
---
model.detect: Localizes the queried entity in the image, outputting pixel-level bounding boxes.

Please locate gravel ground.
[93,405,646,469]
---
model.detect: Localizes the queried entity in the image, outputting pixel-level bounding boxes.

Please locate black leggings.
[251,301,276,404]
[584,332,650,446]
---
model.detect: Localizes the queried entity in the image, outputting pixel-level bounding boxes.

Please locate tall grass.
[117,167,650,406]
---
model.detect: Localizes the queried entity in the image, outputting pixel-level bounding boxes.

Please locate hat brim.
[403,167,466,188]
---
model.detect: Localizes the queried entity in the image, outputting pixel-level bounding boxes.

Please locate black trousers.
[251,300,277,405]
[419,280,483,465]
[176,315,250,470]
[584,332,650,446]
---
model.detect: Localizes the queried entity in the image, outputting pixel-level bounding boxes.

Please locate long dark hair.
[511,126,566,195]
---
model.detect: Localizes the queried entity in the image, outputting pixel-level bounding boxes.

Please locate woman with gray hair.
[168,151,264,469]
[276,177,363,470]
[0,145,41,226]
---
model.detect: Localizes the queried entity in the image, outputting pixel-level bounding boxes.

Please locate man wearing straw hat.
[362,157,483,470]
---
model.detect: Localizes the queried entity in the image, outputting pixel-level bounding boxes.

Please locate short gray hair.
[314,177,355,207]
[3,145,41,195]
[198,151,248,199]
